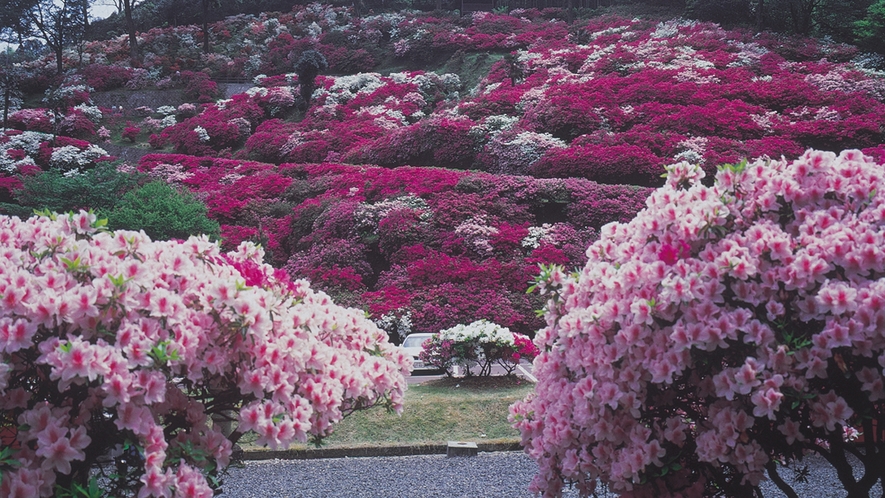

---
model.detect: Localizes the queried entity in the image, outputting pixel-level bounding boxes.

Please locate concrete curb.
[236,441,523,461]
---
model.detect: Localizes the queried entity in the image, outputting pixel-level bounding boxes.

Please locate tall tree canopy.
[25,0,91,74]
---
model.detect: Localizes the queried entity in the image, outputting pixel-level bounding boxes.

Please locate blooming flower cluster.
[11,7,880,189]
[372,310,414,344]
[0,131,52,174]
[134,153,641,336]
[186,14,885,181]
[0,211,409,497]
[49,144,110,174]
[511,149,885,496]
[243,70,461,164]
[420,320,539,376]
[419,320,538,376]
[0,130,116,200]
[7,109,54,134]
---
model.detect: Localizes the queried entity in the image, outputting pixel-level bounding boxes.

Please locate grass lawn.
[239,376,533,450]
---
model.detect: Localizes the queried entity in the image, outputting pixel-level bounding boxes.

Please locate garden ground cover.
[239,376,533,450]
[2,4,884,345]
[3,3,885,497]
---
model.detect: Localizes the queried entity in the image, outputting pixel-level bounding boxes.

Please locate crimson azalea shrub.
[134,155,649,336]
[512,149,885,497]
[368,247,544,335]
[57,110,97,141]
[244,71,462,166]
[156,95,263,155]
[122,126,140,143]
[177,71,220,103]
[79,64,134,92]
[0,211,409,497]
[7,109,54,134]
[531,143,666,186]
[355,116,477,169]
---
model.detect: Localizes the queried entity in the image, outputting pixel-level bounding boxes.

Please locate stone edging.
[236,441,522,461]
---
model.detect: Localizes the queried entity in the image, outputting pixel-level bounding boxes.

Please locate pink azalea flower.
[0,317,38,354]
[138,467,173,498]
[35,424,87,475]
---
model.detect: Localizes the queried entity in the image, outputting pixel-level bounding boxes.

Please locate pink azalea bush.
[7,109,55,134]
[0,211,409,497]
[511,149,885,496]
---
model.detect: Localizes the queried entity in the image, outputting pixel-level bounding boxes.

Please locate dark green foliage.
[855,0,885,52]
[4,162,143,216]
[684,0,755,27]
[105,181,221,241]
[294,49,328,106]
[0,163,220,244]
[685,0,878,47]
[813,0,875,43]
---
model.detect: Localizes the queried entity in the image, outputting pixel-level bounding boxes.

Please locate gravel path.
[218,452,582,498]
[217,451,879,497]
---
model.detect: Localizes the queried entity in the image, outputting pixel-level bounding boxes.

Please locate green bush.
[855,0,885,53]
[2,162,142,217]
[106,181,221,241]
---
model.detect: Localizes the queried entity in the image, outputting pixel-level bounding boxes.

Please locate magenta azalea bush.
[218,17,885,185]
[12,7,873,188]
[136,154,649,335]
[511,149,885,496]
[0,211,409,497]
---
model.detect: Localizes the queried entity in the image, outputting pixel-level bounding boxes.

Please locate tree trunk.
[202,0,210,54]
[3,85,10,130]
[789,0,814,34]
[82,0,89,33]
[124,0,139,62]
[55,44,64,74]
[755,0,764,32]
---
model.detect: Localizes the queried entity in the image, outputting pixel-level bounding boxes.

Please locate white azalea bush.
[0,211,410,497]
[420,320,538,377]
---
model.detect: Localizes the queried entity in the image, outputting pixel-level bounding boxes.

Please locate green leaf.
[0,446,20,473]
[60,255,83,272]
[108,274,129,289]
[148,340,179,364]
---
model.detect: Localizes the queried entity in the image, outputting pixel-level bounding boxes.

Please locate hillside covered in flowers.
[3,3,885,338]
